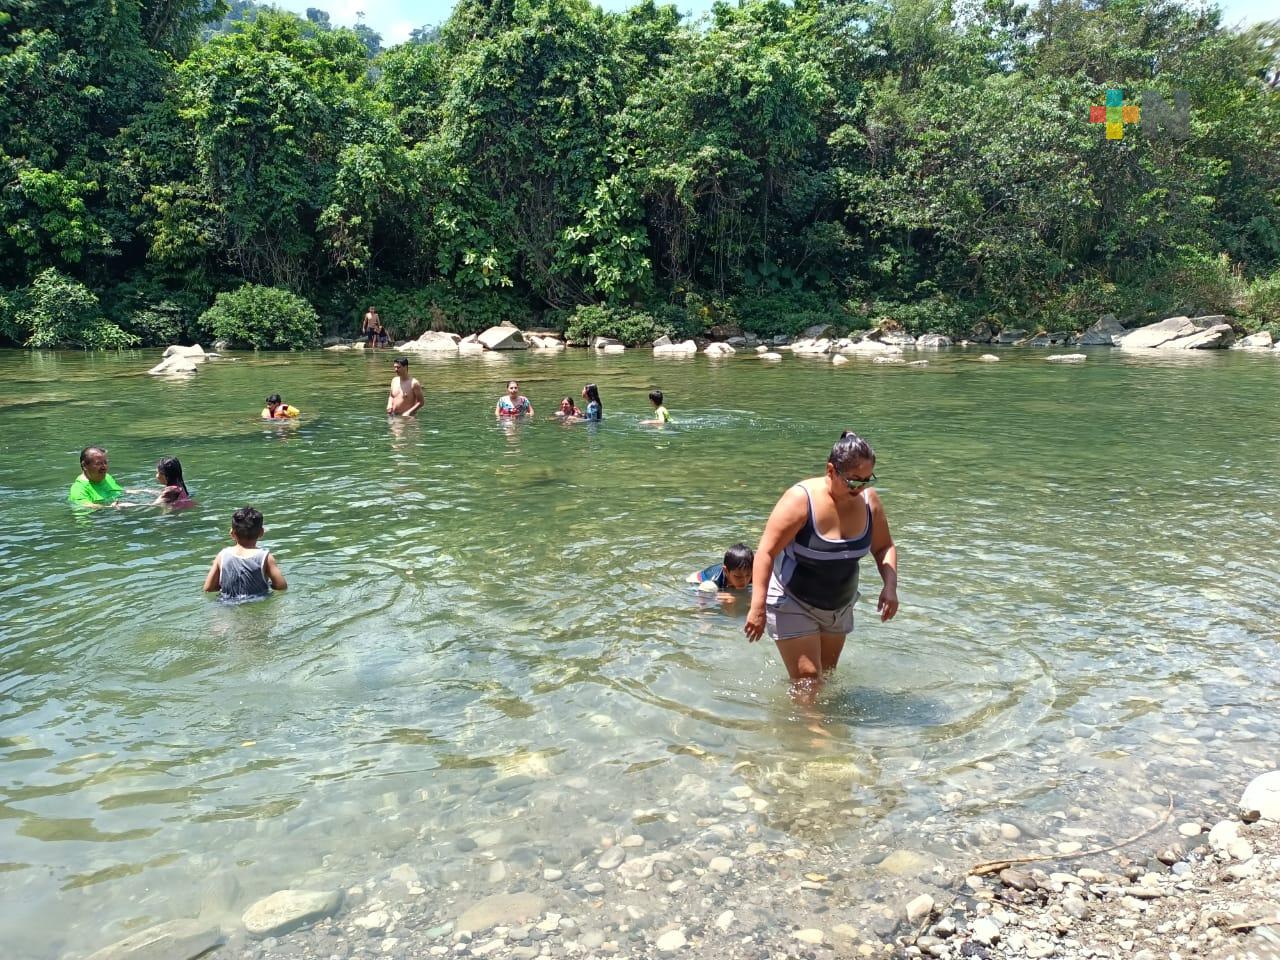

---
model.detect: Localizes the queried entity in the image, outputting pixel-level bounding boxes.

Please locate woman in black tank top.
[744,431,900,703]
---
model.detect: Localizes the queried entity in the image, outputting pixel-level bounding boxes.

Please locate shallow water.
[1,345,1278,956]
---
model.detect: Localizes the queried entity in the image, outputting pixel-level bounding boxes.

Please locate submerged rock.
[456,893,546,935]
[86,919,224,960]
[1046,353,1087,363]
[242,889,341,938]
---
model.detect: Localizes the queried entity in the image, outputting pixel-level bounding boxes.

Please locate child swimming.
[687,543,754,595]
[153,456,194,507]
[555,396,582,418]
[203,506,288,599]
[581,383,603,421]
[642,389,673,425]
[262,394,300,419]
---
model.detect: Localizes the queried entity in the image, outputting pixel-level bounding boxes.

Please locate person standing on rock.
[387,357,424,417]
[744,430,898,704]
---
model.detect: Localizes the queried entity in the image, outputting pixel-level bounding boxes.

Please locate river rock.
[704,342,736,356]
[528,334,565,350]
[996,328,1027,344]
[968,321,995,342]
[879,330,916,346]
[802,323,835,338]
[1160,322,1235,349]
[878,849,933,877]
[1208,820,1240,856]
[601,343,626,354]
[655,929,687,952]
[456,893,546,934]
[915,333,952,348]
[403,331,461,353]
[324,342,365,351]
[242,890,341,938]
[831,354,849,365]
[477,324,527,350]
[148,354,199,375]
[1079,313,1125,345]
[162,344,207,359]
[1233,331,1274,349]
[591,336,622,349]
[791,337,832,355]
[1116,316,1199,349]
[906,894,934,922]
[978,354,1000,362]
[1240,770,1280,821]
[971,917,1001,945]
[759,351,782,360]
[839,340,902,356]
[86,919,224,960]
[458,339,485,355]
[654,339,697,355]
[794,929,825,944]
[1046,353,1087,362]
[653,334,671,347]
[598,847,625,869]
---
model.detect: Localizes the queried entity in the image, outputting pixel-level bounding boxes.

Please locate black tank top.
[774,485,873,608]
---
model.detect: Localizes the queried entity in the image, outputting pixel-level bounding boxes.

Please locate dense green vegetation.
[1,0,1278,348]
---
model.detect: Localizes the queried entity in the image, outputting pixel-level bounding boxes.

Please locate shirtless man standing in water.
[387,357,424,417]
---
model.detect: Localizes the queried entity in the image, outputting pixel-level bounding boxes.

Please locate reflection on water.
[1,346,1279,957]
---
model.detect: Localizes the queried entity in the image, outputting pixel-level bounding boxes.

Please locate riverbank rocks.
[149,343,211,375]
[324,341,366,351]
[401,331,460,353]
[477,324,527,350]
[1163,322,1235,349]
[1117,315,1236,350]
[456,893,546,935]
[703,342,735,356]
[790,337,831,355]
[1046,353,1087,362]
[242,889,341,938]
[1241,770,1280,821]
[1233,331,1274,349]
[916,333,952,348]
[978,354,1000,362]
[831,354,849,365]
[839,339,903,356]
[655,339,697,355]
[759,351,783,361]
[527,334,565,350]
[1079,313,1126,345]
[997,328,1028,344]
[86,919,224,960]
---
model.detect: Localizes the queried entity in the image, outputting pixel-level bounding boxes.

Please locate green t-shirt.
[655,405,673,424]
[68,473,122,506]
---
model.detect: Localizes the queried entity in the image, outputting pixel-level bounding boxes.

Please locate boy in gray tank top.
[203,506,288,600]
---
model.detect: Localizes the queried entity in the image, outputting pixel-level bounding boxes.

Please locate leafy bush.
[0,269,137,348]
[846,296,974,337]
[199,284,322,349]
[732,291,847,338]
[106,278,210,346]
[561,305,670,345]
[1243,270,1280,325]
[352,284,528,339]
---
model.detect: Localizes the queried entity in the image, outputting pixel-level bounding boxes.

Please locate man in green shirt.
[68,446,123,507]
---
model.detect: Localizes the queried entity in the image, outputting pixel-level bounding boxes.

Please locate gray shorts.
[765,580,856,641]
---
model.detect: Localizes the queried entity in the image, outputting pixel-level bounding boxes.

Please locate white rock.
[354,910,391,933]
[597,847,625,870]
[999,823,1021,841]
[458,341,485,355]
[971,917,1001,945]
[456,893,546,935]
[1159,322,1235,349]
[1208,820,1240,856]
[1241,770,1280,821]
[759,352,783,361]
[242,889,341,938]
[755,344,768,353]
[148,355,199,375]
[978,354,1000,362]
[1046,353,1087,363]
[618,856,654,882]
[708,856,733,874]
[653,334,672,347]
[654,339,697,355]
[839,339,902,356]
[592,336,622,349]
[542,868,563,881]
[1233,331,1273,349]
[880,330,917,346]
[602,344,625,354]
[1227,837,1254,861]
[162,343,206,359]
[402,331,460,353]
[1117,316,1199,349]
[656,930,687,952]
[477,324,527,350]
[715,911,734,932]
[1078,313,1125,345]
[703,342,736,356]
[85,920,224,960]
[905,894,934,923]
[831,354,849,365]
[793,929,825,945]
[620,835,645,848]
[915,333,952,348]
[1177,822,1202,838]
[792,337,832,355]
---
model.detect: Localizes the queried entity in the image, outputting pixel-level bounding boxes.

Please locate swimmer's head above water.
[721,542,754,590]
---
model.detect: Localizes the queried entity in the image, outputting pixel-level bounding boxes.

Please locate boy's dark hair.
[394,357,408,367]
[265,393,282,406]
[232,506,265,539]
[723,543,754,571]
[649,389,663,405]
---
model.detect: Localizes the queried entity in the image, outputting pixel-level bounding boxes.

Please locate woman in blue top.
[581,383,603,421]
[495,380,534,418]
[744,431,899,704]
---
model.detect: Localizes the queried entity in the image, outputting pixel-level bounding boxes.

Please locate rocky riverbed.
[86,771,1280,960]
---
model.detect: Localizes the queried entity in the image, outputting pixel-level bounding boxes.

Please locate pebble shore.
[83,772,1280,960]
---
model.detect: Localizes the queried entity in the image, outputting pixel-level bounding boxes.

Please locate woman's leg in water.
[774,633,824,705]
[820,632,848,672]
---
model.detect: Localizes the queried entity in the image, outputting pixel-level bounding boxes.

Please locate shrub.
[732,291,848,338]
[200,284,322,349]
[0,269,137,348]
[561,305,670,345]
[850,296,974,337]
[1243,270,1280,325]
[351,284,529,339]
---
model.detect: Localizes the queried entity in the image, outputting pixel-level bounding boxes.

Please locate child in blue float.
[688,543,754,596]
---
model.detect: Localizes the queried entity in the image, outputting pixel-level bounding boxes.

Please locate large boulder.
[1240,770,1280,822]
[996,328,1027,344]
[1160,322,1235,349]
[527,334,565,350]
[1116,316,1199,349]
[1232,331,1274,349]
[915,333,953,348]
[591,336,622,350]
[838,340,902,356]
[401,331,460,353]
[791,338,832,355]
[654,339,697,355]
[968,321,995,343]
[601,343,625,354]
[85,920,224,960]
[162,344,207,360]
[703,342,736,356]
[879,330,917,346]
[1079,313,1125,346]
[477,324,527,350]
[148,355,199,375]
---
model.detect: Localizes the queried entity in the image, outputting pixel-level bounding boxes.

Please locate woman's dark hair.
[829,430,876,471]
[649,389,663,405]
[157,456,190,496]
[583,383,603,417]
[266,393,282,406]
[507,380,519,390]
[79,445,106,467]
[723,543,754,571]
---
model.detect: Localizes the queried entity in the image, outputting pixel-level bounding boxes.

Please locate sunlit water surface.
[1,346,1278,957]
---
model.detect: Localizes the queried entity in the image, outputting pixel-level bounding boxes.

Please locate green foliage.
[354,284,527,338]
[561,305,670,345]
[199,284,321,349]
[732,292,848,338]
[1243,270,1280,324]
[0,268,137,348]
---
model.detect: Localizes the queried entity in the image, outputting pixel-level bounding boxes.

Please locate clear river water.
[0,345,1277,958]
